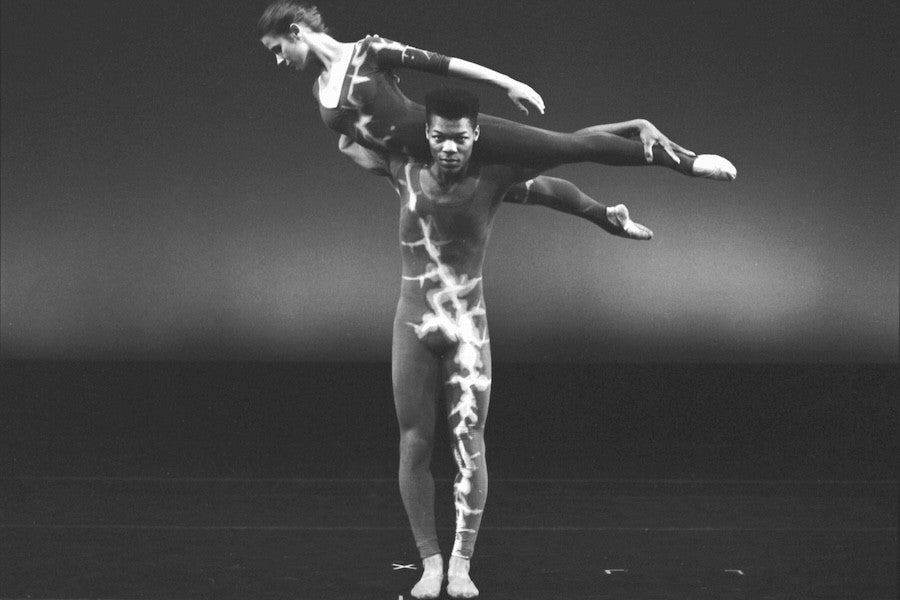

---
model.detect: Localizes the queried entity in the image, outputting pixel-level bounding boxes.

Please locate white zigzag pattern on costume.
[397,174,490,542]
[345,37,415,151]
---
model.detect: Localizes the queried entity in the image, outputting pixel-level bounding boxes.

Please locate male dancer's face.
[426,116,480,175]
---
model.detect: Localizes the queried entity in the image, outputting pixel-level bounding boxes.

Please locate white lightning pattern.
[345,46,387,148]
[403,163,419,212]
[344,37,412,151]
[521,178,534,204]
[398,177,491,554]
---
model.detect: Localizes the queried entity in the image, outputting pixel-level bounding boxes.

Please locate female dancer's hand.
[507,81,545,115]
[635,119,695,164]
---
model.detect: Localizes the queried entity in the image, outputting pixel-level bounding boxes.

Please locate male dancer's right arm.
[338,134,395,178]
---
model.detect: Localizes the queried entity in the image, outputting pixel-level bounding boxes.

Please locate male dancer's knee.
[399,429,435,469]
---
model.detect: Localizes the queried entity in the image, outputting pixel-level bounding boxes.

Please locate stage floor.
[2,477,896,599]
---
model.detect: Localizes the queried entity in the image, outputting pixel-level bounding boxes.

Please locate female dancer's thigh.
[386,106,642,170]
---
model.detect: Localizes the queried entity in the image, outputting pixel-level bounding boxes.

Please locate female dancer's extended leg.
[389,108,734,179]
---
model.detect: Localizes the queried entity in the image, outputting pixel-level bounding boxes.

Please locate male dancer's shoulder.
[338,134,408,179]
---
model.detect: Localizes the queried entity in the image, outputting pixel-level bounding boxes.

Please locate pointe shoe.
[691,154,737,181]
[607,204,653,240]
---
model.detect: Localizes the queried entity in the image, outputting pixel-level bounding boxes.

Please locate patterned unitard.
[317,35,689,172]
[364,148,529,560]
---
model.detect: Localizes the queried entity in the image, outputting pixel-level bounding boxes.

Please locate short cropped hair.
[424,88,480,126]
[257,1,330,37]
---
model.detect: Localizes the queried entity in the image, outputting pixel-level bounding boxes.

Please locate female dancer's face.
[260,27,311,71]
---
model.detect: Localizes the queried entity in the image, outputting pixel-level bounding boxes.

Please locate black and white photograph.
[1,1,897,598]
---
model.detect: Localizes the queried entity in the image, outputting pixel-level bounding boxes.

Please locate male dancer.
[351,87,615,598]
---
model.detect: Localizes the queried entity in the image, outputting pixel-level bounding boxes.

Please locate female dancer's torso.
[315,35,443,160]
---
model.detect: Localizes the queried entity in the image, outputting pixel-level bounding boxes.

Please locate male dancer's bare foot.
[411,554,444,599]
[447,555,479,598]
[602,204,653,240]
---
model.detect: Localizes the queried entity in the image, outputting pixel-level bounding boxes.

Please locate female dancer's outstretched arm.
[440,56,545,116]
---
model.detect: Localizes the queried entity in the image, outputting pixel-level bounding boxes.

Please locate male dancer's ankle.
[447,554,479,598]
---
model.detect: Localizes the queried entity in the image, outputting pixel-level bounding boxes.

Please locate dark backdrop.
[1,2,897,481]
[3,361,897,480]
[2,0,897,363]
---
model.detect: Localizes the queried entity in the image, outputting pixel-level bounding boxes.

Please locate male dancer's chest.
[395,163,504,273]
[397,165,500,236]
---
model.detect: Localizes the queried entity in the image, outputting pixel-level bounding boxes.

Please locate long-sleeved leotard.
[318,35,691,172]
[369,149,527,561]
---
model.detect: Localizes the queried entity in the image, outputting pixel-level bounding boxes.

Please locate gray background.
[2,0,897,362]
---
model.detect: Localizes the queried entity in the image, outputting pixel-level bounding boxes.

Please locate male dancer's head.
[424,88,481,178]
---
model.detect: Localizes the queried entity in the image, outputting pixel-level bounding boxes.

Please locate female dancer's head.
[258,1,330,71]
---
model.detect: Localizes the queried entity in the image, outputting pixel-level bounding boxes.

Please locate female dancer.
[257,1,736,179]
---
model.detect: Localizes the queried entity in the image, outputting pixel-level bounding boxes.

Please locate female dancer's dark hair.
[257,1,329,37]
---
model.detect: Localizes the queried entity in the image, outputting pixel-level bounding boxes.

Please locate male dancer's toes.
[690,154,737,181]
[601,204,653,240]
[447,555,479,598]
[411,553,444,600]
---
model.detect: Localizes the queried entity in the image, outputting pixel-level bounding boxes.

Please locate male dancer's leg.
[442,333,491,598]
[392,318,442,560]
[442,339,491,559]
